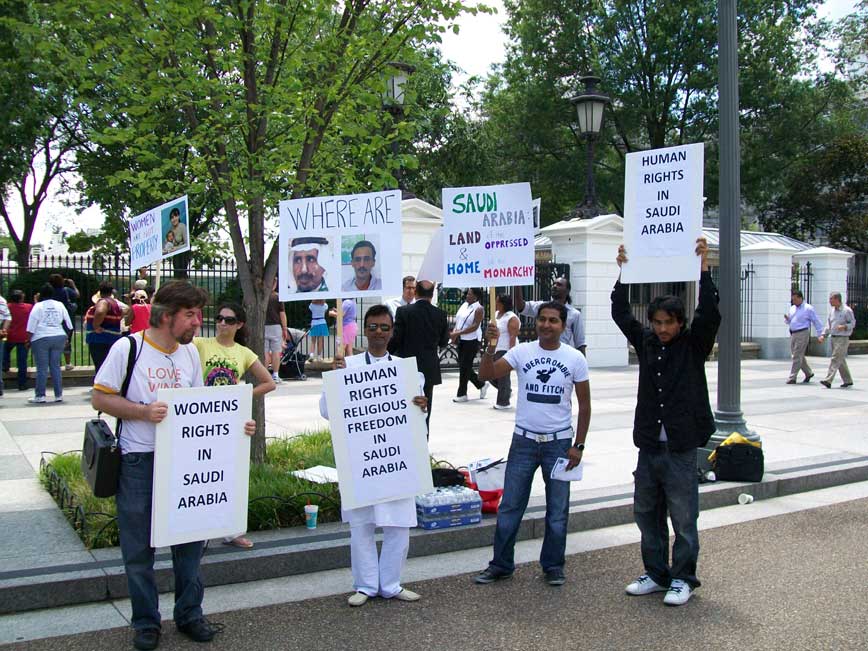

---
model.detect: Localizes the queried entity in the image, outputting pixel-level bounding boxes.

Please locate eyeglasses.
[215,315,239,325]
[365,323,392,332]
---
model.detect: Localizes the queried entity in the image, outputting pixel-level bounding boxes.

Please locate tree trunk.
[243,283,269,463]
[14,241,30,272]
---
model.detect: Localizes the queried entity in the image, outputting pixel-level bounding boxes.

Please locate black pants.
[423,380,434,437]
[457,339,483,397]
[89,343,113,380]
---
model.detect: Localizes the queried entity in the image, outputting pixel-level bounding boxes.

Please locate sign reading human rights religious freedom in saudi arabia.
[441,182,534,287]
[323,358,433,510]
[128,195,191,270]
[151,384,252,548]
[278,190,402,301]
[621,143,704,284]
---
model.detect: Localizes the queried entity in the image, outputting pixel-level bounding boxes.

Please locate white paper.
[417,226,444,282]
[290,465,339,484]
[550,457,583,482]
[129,195,190,269]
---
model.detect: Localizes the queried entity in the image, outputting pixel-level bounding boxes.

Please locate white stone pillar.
[793,246,854,355]
[741,242,796,359]
[543,214,627,367]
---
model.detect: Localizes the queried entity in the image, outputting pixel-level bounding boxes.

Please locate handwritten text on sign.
[151,384,251,548]
[324,358,432,510]
[441,182,534,287]
[129,195,188,270]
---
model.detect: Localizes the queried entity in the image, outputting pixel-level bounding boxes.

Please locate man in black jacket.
[611,237,720,607]
[389,280,449,434]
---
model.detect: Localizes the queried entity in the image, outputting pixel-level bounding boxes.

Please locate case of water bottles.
[415,486,482,530]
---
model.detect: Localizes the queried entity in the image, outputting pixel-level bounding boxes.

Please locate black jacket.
[389,300,449,385]
[611,271,721,451]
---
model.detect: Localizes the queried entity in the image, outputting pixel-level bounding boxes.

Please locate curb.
[2,456,867,615]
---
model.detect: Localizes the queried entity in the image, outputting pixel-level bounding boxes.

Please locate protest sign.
[417,226,444,283]
[323,357,432,510]
[441,182,534,287]
[621,143,704,284]
[278,190,402,301]
[129,195,190,270]
[151,384,252,548]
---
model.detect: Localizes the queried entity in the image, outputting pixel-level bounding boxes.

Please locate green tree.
[59,0,476,462]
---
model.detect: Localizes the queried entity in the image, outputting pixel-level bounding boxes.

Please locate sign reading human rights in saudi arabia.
[323,358,432,510]
[441,182,534,287]
[621,143,704,284]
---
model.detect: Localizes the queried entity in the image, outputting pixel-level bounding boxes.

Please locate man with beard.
[514,276,586,355]
[290,237,329,292]
[342,240,382,291]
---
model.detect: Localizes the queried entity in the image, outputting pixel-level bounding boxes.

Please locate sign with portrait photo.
[128,195,190,269]
[278,190,402,301]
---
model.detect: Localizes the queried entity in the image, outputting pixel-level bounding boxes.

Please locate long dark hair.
[216,301,249,346]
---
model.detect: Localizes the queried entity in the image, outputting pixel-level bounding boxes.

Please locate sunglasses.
[215,315,239,325]
[365,323,392,332]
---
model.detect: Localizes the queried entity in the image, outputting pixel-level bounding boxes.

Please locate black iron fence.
[792,261,813,304]
[846,277,868,339]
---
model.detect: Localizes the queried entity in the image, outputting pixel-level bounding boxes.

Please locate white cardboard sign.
[621,143,704,283]
[323,357,433,510]
[278,190,402,301]
[151,384,252,548]
[441,182,534,287]
[129,195,191,269]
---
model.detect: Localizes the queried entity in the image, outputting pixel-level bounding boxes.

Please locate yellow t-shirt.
[193,337,259,387]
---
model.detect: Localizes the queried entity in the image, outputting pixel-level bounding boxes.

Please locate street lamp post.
[568,74,611,219]
[383,62,416,200]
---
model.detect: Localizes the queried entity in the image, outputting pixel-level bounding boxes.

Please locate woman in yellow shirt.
[194,301,276,548]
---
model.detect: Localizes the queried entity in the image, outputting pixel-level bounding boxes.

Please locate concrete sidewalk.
[1,355,866,615]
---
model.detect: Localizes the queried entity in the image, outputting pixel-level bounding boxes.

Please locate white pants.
[350,524,410,598]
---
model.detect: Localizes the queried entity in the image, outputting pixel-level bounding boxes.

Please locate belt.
[513,426,573,443]
[790,328,808,334]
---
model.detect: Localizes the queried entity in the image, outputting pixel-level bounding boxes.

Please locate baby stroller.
[279,327,309,380]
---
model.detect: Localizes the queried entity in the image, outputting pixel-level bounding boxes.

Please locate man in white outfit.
[319,303,427,606]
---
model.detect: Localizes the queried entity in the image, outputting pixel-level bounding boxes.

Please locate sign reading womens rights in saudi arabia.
[278,190,402,302]
[128,195,191,270]
[621,143,704,284]
[441,182,534,287]
[323,358,433,510]
[151,384,252,548]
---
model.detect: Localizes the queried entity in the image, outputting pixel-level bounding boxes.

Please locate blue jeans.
[116,452,205,631]
[489,434,572,574]
[4,342,28,389]
[30,335,66,398]
[633,445,701,589]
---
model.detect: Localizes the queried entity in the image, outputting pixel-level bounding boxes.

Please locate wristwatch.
[573,443,585,451]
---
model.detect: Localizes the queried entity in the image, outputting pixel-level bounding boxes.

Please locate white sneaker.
[625,574,668,596]
[493,404,511,410]
[452,395,469,403]
[27,396,46,404]
[347,592,369,607]
[54,396,63,403]
[479,382,489,399]
[663,579,693,606]
[391,588,421,602]
[271,372,283,384]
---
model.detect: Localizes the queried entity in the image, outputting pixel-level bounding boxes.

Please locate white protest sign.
[621,143,704,283]
[278,190,402,301]
[441,182,534,287]
[417,226,444,283]
[129,195,191,269]
[151,384,252,548]
[323,357,433,510]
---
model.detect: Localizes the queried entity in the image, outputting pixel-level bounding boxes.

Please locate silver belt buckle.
[536,433,554,443]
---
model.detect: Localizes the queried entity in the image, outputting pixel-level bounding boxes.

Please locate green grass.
[40,430,344,549]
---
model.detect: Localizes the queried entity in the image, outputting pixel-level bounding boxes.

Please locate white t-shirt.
[495,311,518,352]
[504,341,589,433]
[26,299,72,341]
[455,301,482,341]
[94,332,204,454]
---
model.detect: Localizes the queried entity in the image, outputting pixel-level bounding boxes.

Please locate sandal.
[222,536,254,549]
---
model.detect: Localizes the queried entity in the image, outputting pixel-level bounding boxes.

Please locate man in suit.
[389,280,449,434]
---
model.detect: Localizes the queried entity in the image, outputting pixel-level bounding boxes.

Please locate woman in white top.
[491,294,520,410]
[450,287,488,402]
[26,283,73,404]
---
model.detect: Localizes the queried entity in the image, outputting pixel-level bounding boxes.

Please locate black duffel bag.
[712,443,764,482]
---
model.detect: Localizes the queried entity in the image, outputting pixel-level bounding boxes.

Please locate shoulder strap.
[115,335,139,441]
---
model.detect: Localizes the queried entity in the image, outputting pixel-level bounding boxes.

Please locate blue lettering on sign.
[447,261,481,275]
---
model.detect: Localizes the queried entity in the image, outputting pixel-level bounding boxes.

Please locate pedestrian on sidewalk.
[129,290,152,334]
[0,293,10,396]
[474,302,591,587]
[92,281,256,650]
[319,304,427,607]
[49,273,79,370]
[817,291,856,389]
[194,301,275,549]
[4,290,32,390]
[611,238,720,607]
[784,289,824,384]
[328,297,357,358]
[85,283,128,380]
[307,299,328,361]
[451,287,489,402]
[25,283,72,404]
[263,277,287,384]
[490,294,520,410]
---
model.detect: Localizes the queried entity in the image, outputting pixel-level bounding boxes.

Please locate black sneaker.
[474,567,513,584]
[177,618,216,643]
[544,568,566,586]
[133,627,160,650]
[820,380,832,388]
[802,373,814,383]
[841,382,853,388]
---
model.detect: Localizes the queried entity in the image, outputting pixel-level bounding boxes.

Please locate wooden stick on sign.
[488,287,498,347]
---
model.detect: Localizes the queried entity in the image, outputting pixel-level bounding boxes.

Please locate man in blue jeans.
[474,302,591,586]
[93,281,255,650]
[611,238,720,606]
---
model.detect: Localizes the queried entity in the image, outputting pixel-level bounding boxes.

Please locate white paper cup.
[304,504,319,529]
[738,493,754,505]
